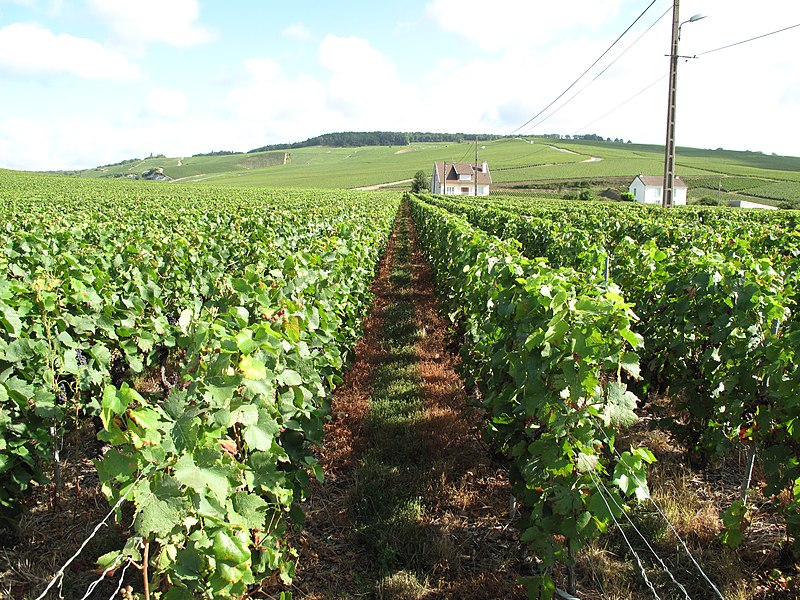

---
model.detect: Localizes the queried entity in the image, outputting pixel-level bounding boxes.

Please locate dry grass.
[0,424,130,599]
[570,423,798,599]
[376,571,428,600]
[267,216,400,599]
[407,227,526,599]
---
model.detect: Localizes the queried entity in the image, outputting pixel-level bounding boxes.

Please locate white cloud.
[0,116,104,171]
[425,0,626,52]
[281,23,312,41]
[224,36,423,148]
[4,0,799,171]
[319,35,417,122]
[226,57,331,143]
[0,117,120,171]
[414,0,800,156]
[319,34,391,73]
[0,112,258,171]
[0,118,50,170]
[88,0,215,47]
[0,23,140,80]
[242,57,282,81]
[146,88,188,118]
[224,34,619,151]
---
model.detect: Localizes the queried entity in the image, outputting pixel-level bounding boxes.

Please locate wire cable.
[566,21,799,144]
[606,443,725,599]
[510,0,662,135]
[523,5,672,135]
[697,23,800,57]
[589,469,692,599]
[586,469,663,599]
[458,142,473,164]
[572,73,668,136]
[78,555,127,600]
[33,469,149,600]
[108,559,134,600]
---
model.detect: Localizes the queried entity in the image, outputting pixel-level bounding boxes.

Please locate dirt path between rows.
[352,179,414,191]
[280,204,526,599]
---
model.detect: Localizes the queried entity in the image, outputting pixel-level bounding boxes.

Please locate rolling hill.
[77,136,800,206]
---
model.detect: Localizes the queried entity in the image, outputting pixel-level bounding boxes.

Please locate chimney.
[481,160,488,173]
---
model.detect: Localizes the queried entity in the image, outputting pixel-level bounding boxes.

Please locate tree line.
[248,131,508,153]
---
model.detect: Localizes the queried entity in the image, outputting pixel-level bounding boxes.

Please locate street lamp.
[681,13,707,38]
[662,1,706,208]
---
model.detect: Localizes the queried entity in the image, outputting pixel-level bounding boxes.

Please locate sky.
[0,0,798,171]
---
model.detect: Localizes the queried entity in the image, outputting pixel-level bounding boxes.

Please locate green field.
[72,136,800,206]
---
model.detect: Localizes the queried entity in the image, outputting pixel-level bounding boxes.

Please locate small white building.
[629,175,687,205]
[728,199,778,210]
[431,161,492,196]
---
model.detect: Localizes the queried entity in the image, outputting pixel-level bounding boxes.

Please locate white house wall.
[440,185,490,197]
[430,162,491,196]
[630,179,687,205]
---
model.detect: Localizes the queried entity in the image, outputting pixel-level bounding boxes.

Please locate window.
[446,187,455,194]
[656,187,662,197]
[461,187,470,194]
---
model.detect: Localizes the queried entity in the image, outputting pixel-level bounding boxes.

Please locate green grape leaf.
[137,495,184,538]
[232,492,269,530]
[243,409,281,452]
[604,382,638,428]
[278,369,303,387]
[239,355,267,381]
[174,454,230,504]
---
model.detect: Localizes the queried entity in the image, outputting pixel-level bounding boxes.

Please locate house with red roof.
[431,161,492,196]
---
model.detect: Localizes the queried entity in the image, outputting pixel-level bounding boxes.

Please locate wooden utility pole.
[474,136,479,197]
[662,0,680,209]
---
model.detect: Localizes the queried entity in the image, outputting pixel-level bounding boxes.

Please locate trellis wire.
[591,471,691,599]
[108,559,134,600]
[587,469,662,600]
[34,469,147,600]
[78,554,127,600]
[607,442,725,599]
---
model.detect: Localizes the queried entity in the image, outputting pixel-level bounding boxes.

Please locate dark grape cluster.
[75,348,88,367]
[56,382,68,405]
[111,352,128,387]
[166,312,179,327]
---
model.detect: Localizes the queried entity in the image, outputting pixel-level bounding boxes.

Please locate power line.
[510,0,662,135]
[458,142,473,164]
[550,20,800,142]
[572,73,668,136]
[521,5,672,135]
[697,22,800,57]
[610,24,798,141]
